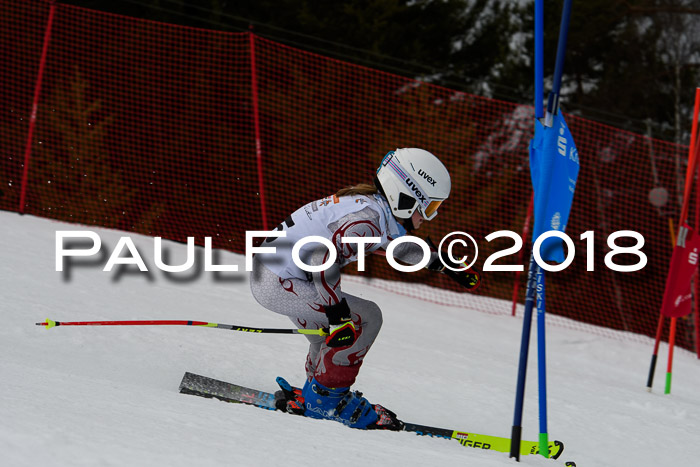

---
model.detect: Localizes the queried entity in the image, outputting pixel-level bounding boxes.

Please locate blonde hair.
[335,183,378,197]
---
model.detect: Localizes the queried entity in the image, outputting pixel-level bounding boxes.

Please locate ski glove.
[426,238,481,291]
[323,298,357,348]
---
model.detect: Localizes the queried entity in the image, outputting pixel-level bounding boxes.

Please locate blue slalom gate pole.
[546,0,574,122]
[536,0,573,457]
[510,1,544,461]
[534,0,544,120]
[510,0,544,460]
[536,265,549,457]
[511,0,575,461]
[538,0,574,457]
[509,256,539,460]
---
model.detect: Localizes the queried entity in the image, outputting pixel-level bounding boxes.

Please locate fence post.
[248,29,268,230]
[19,0,57,214]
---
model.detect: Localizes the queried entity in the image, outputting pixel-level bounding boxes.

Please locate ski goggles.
[419,199,444,220]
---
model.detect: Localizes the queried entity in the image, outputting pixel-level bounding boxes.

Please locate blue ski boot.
[301,377,403,430]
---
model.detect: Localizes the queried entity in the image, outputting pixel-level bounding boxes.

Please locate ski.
[178,372,564,459]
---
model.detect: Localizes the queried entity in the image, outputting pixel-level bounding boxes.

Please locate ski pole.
[36,319,328,336]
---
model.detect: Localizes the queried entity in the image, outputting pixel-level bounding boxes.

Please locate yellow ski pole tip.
[37,319,57,329]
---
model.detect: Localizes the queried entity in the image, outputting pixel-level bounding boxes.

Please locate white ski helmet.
[375,148,451,220]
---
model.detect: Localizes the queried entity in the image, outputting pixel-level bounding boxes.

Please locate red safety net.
[1,0,696,351]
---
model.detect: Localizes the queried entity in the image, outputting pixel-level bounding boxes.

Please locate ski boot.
[301,377,404,430]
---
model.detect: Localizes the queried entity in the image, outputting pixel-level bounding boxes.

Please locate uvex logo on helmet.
[405,177,427,203]
[418,169,437,186]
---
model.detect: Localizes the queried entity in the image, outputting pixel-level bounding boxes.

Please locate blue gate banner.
[530,112,580,263]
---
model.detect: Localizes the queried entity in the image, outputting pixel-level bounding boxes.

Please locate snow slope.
[1,210,699,467]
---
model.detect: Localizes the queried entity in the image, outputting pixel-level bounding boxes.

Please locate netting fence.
[2,0,697,351]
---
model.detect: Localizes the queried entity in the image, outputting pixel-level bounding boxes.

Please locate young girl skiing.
[250,148,478,430]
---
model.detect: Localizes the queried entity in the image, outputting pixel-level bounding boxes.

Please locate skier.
[250,148,479,430]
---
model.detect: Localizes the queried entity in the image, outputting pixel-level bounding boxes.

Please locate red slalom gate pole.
[647,218,675,391]
[665,317,678,394]
[36,319,327,336]
[665,121,700,393]
[650,87,700,392]
[695,271,700,359]
[694,89,700,360]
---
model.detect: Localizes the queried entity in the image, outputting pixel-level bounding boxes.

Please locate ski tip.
[551,440,564,460]
[37,319,56,329]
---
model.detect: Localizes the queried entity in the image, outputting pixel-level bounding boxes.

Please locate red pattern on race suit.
[307,302,325,313]
[331,219,382,261]
[278,277,298,296]
[314,219,382,306]
[312,314,370,388]
[318,249,341,304]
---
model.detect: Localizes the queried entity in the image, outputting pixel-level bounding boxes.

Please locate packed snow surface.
[2,211,699,466]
